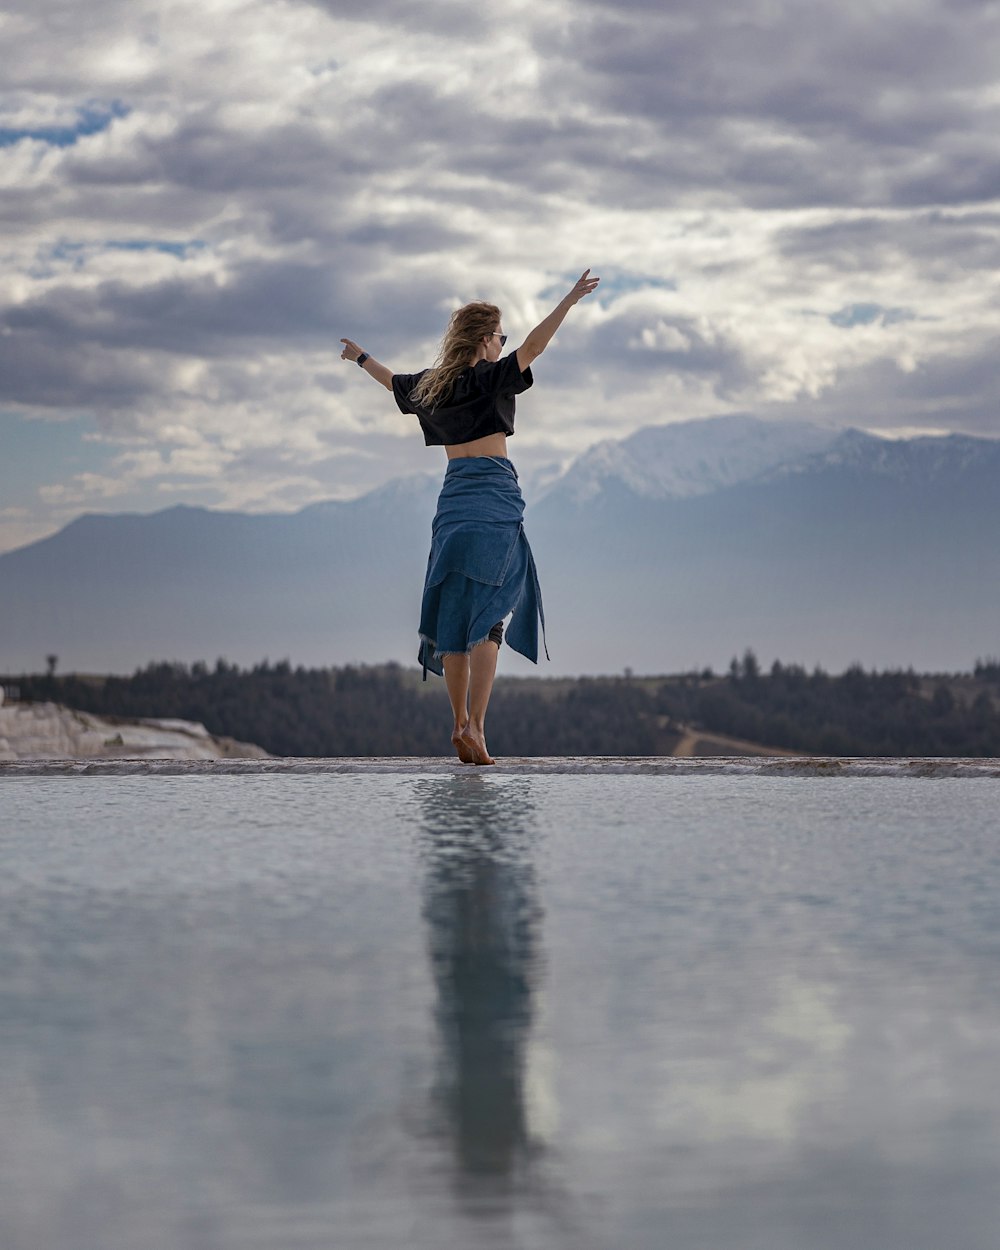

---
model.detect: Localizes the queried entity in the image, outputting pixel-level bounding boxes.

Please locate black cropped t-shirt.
[391,353,533,446]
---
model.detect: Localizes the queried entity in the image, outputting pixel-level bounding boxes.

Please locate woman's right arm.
[339,338,394,392]
[515,269,600,372]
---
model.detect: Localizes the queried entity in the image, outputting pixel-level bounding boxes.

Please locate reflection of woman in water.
[340,269,599,765]
[415,776,543,1180]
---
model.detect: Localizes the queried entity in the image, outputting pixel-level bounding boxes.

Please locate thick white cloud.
[1,0,998,549]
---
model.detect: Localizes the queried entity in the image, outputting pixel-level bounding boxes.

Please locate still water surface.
[2,772,999,1249]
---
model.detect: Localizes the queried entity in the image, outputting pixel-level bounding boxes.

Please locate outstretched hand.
[565,268,600,305]
[340,337,363,362]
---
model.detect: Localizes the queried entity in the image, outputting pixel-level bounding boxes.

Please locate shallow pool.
[2,765,999,1249]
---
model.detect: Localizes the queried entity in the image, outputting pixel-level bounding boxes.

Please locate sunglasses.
[490,332,508,347]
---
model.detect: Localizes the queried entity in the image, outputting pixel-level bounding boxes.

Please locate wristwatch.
[356,352,370,368]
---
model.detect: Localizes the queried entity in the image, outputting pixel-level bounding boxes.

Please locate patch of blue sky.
[829,303,916,329]
[540,272,677,303]
[0,412,111,510]
[106,240,207,258]
[0,100,130,148]
[42,240,206,271]
[309,58,340,76]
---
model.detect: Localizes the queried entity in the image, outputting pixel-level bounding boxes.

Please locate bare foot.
[452,725,476,764]
[459,724,495,766]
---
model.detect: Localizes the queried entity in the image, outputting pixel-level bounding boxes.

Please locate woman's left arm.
[340,338,394,392]
[515,269,600,372]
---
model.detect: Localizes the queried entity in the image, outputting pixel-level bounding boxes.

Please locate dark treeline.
[659,651,1000,757]
[5,660,664,758]
[5,650,1000,757]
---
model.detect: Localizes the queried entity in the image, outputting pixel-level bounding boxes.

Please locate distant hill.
[2,416,999,675]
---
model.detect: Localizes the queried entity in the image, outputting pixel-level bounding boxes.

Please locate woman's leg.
[461,638,500,765]
[442,653,474,762]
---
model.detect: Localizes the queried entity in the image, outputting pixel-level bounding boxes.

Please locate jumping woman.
[340,268,600,765]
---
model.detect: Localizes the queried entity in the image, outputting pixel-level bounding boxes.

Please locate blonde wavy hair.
[409,301,502,411]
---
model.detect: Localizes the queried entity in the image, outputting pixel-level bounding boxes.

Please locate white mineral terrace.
[2,756,999,778]
[0,700,268,762]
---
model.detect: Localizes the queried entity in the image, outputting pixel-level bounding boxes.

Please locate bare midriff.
[445,431,509,460]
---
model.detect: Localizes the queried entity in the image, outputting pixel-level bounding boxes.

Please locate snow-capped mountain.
[539,413,839,503]
[766,427,1000,485]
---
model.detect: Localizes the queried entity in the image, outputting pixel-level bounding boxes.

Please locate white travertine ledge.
[1,756,998,778]
[0,701,268,762]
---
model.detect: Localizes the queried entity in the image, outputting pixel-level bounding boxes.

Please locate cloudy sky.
[2,0,998,552]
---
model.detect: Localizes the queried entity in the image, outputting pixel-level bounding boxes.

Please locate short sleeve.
[391,372,424,415]
[478,353,533,397]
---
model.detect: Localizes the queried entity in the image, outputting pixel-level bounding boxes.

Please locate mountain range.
[3,415,998,676]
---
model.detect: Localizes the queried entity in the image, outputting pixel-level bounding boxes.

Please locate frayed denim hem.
[419,631,500,681]
[436,633,499,659]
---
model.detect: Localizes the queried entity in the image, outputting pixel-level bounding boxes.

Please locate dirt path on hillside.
[672,725,801,758]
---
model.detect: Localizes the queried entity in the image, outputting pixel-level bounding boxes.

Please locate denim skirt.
[418,456,548,678]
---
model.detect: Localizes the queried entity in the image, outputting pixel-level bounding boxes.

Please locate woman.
[340,268,600,765]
